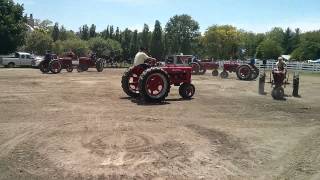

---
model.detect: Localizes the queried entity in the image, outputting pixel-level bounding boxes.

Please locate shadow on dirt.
[120,96,193,106]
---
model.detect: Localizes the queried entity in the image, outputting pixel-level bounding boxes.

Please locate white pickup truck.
[0,52,35,68]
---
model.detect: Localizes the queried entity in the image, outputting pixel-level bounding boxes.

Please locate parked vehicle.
[0,52,34,68]
[31,56,44,68]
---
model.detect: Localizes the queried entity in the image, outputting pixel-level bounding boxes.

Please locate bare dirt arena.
[0,68,319,180]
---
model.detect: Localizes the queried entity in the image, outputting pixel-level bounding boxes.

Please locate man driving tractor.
[276,57,287,73]
[134,47,156,66]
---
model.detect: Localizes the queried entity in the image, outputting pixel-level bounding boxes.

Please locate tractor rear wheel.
[39,61,50,73]
[66,64,73,72]
[220,71,229,79]
[212,69,219,76]
[272,87,285,100]
[49,60,62,74]
[138,67,170,102]
[191,63,200,75]
[96,59,104,72]
[121,67,140,98]
[236,65,252,80]
[179,83,195,99]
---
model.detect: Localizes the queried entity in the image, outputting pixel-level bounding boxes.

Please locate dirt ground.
[0,68,319,180]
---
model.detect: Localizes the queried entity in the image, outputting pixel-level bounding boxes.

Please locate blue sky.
[15,0,320,33]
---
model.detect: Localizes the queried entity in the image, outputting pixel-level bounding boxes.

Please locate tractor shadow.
[120,97,193,106]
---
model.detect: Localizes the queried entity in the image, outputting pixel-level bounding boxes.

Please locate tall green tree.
[52,22,60,42]
[141,24,150,49]
[129,30,139,57]
[25,30,53,55]
[282,27,294,54]
[79,24,89,40]
[121,28,132,60]
[150,20,164,60]
[266,27,285,47]
[89,24,96,38]
[291,31,320,60]
[88,37,122,57]
[255,39,282,59]
[115,27,121,42]
[0,0,27,54]
[59,25,67,41]
[109,25,114,39]
[165,14,200,54]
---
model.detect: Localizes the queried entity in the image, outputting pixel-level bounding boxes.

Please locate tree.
[53,39,89,56]
[121,28,132,60]
[129,30,139,58]
[201,25,241,59]
[150,20,164,60]
[282,28,294,54]
[266,27,285,47]
[52,22,60,42]
[88,37,122,57]
[291,31,320,60]
[115,27,121,42]
[141,24,150,49]
[109,25,114,39]
[0,0,27,54]
[89,24,96,38]
[255,39,282,59]
[79,24,89,40]
[59,25,67,41]
[165,14,200,54]
[24,30,53,55]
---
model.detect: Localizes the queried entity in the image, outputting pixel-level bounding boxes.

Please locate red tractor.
[165,55,219,76]
[121,60,195,102]
[269,70,289,100]
[48,52,104,74]
[221,61,259,81]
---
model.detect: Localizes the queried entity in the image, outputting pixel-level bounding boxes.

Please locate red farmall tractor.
[269,70,289,100]
[165,55,219,76]
[220,61,259,81]
[47,52,104,74]
[121,60,195,102]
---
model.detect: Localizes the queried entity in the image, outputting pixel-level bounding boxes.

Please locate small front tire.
[179,83,195,99]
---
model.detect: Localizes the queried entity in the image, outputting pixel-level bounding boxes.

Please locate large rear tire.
[179,83,195,99]
[96,59,104,72]
[49,60,62,74]
[39,61,50,73]
[236,65,252,80]
[191,63,200,75]
[138,67,170,102]
[121,67,140,98]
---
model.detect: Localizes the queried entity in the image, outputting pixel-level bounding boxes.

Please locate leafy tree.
[266,27,285,47]
[201,25,241,59]
[121,28,132,60]
[291,31,320,60]
[79,24,89,40]
[109,25,114,39]
[0,0,27,54]
[141,24,150,49]
[88,37,122,57]
[89,24,96,38]
[150,20,164,60]
[53,39,89,56]
[59,25,67,41]
[115,27,121,42]
[282,28,294,54]
[165,14,200,54]
[24,30,53,55]
[129,30,139,58]
[52,22,60,42]
[255,39,282,59]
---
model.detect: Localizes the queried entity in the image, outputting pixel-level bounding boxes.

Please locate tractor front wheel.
[139,68,170,102]
[212,69,219,76]
[220,71,229,79]
[49,60,62,74]
[66,64,73,72]
[121,67,140,98]
[250,66,259,80]
[191,63,200,75]
[179,83,195,99]
[272,87,285,100]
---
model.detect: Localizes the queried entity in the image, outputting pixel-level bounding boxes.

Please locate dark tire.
[138,67,170,102]
[39,61,50,73]
[77,64,88,72]
[121,67,140,98]
[191,63,200,75]
[96,59,104,72]
[272,87,285,100]
[250,66,259,80]
[179,83,195,99]
[220,71,229,79]
[49,60,62,74]
[77,65,83,72]
[212,69,219,76]
[66,64,74,72]
[198,65,207,75]
[7,63,15,68]
[236,65,252,80]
